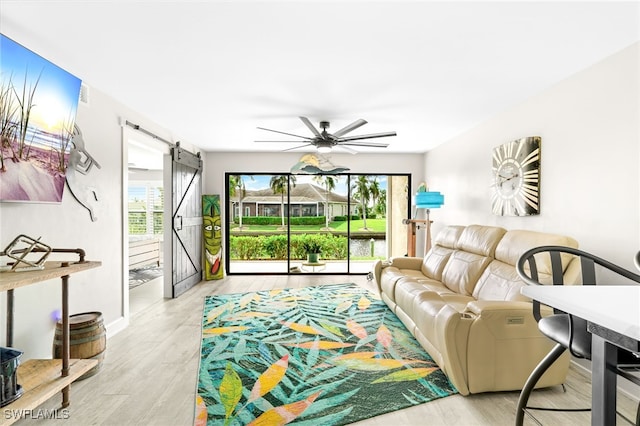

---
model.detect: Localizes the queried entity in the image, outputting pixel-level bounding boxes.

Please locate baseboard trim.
[105,316,129,339]
[570,358,639,404]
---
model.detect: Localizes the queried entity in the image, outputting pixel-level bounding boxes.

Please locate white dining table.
[521,285,640,426]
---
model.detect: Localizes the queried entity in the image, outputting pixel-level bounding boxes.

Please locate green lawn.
[330,218,386,232]
[230,218,386,233]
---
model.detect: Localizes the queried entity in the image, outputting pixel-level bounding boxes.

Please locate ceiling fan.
[255,116,396,154]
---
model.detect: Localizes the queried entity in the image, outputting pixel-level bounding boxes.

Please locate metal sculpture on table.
[0,234,88,272]
[65,125,101,221]
[0,235,51,272]
[202,194,223,280]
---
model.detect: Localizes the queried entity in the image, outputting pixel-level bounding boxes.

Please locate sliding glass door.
[225,172,409,275]
[349,174,386,273]
[227,174,290,274]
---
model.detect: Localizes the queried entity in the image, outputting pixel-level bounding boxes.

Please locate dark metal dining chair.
[515,246,640,426]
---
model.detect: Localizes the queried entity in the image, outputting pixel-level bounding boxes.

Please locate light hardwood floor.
[17,274,638,425]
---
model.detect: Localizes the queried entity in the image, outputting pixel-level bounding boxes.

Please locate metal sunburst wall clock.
[491,136,541,216]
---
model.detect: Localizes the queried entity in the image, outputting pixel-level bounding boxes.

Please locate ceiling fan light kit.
[255,116,396,154]
[317,144,332,154]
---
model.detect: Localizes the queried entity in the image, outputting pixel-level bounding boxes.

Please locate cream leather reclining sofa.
[372,224,580,395]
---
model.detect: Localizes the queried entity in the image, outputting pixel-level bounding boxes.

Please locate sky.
[1,34,81,133]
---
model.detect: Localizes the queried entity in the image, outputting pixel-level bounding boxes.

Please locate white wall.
[424,42,640,271]
[0,86,191,359]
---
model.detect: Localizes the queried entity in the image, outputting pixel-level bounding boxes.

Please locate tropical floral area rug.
[195,283,457,426]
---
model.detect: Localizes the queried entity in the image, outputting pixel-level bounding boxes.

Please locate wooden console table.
[0,260,101,425]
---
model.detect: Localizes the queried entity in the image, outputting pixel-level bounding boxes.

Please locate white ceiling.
[2,1,639,155]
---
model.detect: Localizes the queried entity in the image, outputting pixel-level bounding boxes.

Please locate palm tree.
[313,174,336,230]
[351,175,371,230]
[376,189,387,216]
[270,175,296,229]
[369,177,381,218]
[229,175,248,230]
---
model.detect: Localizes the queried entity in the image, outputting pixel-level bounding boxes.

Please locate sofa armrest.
[461,299,567,394]
[463,300,538,332]
[465,300,533,316]
[372,259,383,291]
[388,256,423,270]
[431,304,474,395]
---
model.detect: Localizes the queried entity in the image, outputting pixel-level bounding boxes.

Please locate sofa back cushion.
[456,225,507,257]
[441,251,494,295]
[441,225,507,295]
[473,260,531,302]
[474,229,579,301]
[420,225,464,280]
[494,230,579,276]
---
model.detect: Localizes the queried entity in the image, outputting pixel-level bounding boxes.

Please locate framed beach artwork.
[0,34,82,203]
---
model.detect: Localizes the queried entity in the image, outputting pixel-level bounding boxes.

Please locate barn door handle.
[174,215,183,231]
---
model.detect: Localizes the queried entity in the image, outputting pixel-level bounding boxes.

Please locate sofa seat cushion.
[380,267,429,302]
[410,278,451,295]
[412,291,449,343]
[411,292,473,355]
[439,293,476,312]
[394,278,453,317]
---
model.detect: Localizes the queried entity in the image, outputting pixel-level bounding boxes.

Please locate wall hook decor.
[65,124,101,221]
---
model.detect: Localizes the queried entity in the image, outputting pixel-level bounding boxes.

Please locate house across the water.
[231,183,357,220]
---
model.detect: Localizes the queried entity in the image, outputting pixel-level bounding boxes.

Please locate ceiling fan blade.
[340,140,389,148]
[335,144,358,155]
[255,140,308,143]
[257,127,313,140]
[283,143,314,152]
[338,131,397,142]
[332,119,367,137]
[299,116,321,137]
